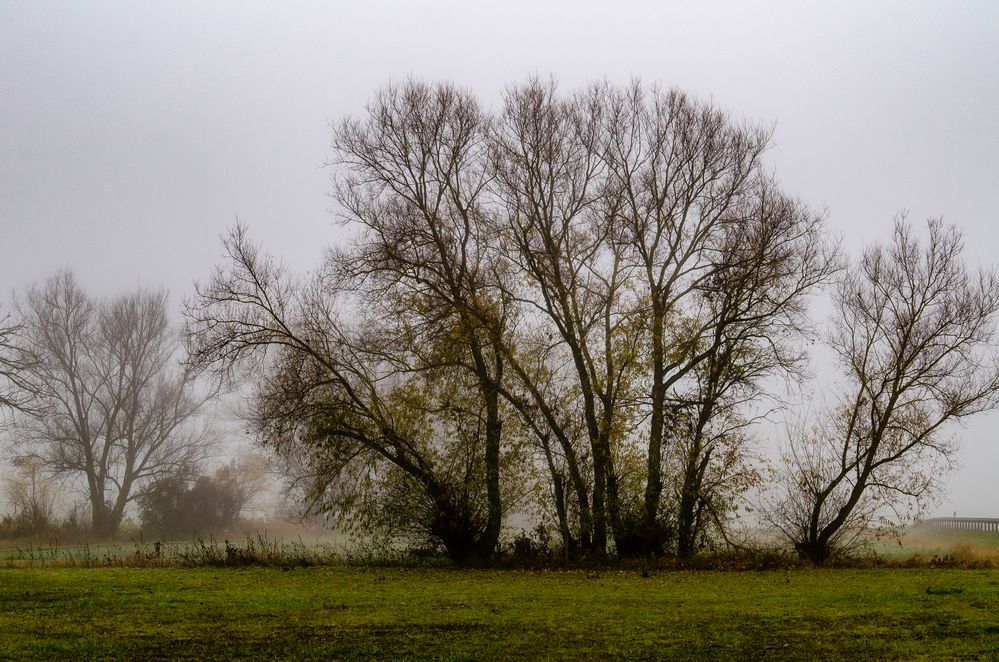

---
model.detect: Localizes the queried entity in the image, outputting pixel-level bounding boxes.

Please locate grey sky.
[2,1,998,517]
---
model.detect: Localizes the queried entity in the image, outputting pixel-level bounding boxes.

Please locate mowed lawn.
[2,566,999,660]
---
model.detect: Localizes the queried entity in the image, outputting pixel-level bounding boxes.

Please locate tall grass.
[863,523,999,567]
[0,534,342,568]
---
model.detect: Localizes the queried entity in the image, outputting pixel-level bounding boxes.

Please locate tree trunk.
[90,501,119,539]
[642,308,668,556]
[480,382,502,558]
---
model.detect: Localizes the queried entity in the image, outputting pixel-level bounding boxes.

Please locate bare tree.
[770,218,999,562]
[184,226,514,563]
[489,79,636,554]
[489,80,835,556]
[0,309,34,420]
[666,185,838,557]
[599,84,773,555]
[11,272,212,538]
[329,81,511,556]
[4,454,58,531]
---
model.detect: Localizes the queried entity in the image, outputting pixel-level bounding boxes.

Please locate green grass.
[3,566,999,660]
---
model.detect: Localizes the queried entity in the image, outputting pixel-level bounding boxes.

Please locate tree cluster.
[184,78,851,563]
[5,80,993,564]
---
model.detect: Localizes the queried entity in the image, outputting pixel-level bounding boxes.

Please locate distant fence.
[920,518,999,532]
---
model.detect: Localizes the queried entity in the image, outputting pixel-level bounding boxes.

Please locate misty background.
[2,0,997,518]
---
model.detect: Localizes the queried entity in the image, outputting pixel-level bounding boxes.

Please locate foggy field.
[0,532,349,568]
[3,566,999,660]
[4,524,999,569]
[874,526,999,564]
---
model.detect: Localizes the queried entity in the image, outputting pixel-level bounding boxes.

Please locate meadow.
[3,526,999,660]
[3,565,999,660]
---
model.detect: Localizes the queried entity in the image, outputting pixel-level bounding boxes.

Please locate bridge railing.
[919,517,999,532]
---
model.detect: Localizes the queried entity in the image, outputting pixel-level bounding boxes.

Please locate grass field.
[2,525,999,660]
[872,525,999,565]
[3,565,999,660]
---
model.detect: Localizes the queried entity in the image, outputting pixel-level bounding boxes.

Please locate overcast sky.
[2,0,998,517]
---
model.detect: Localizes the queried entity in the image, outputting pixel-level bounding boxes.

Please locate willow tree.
[489,79,640,554]
[772,219,999,563]
[184,224,518,563]
[329,82,513,557]
[489,80,835,556]
[188,78,836,559]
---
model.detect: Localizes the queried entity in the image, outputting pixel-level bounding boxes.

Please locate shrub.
[139,466,248,539]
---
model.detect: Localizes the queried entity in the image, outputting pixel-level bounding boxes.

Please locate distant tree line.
[2,79,998,565]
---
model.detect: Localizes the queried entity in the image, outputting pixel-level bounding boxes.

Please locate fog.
[2,1,998,519]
